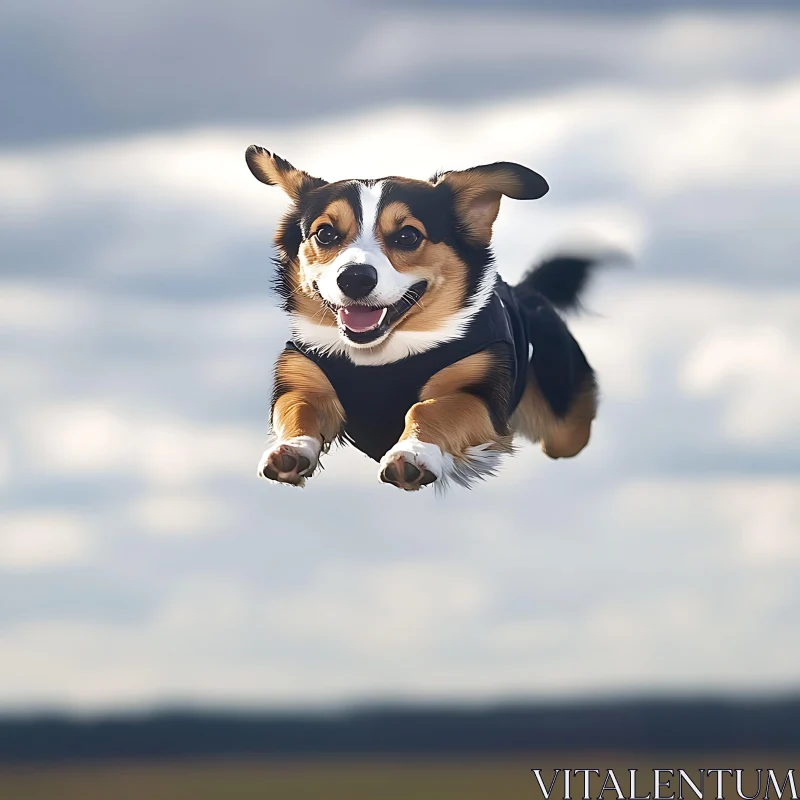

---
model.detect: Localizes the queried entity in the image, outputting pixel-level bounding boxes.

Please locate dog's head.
[246,146,548,364]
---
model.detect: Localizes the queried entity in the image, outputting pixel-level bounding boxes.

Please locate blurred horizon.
[1,0,799,716]
[4,696,800,763]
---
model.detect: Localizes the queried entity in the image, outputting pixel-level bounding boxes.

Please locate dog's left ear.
[245,145,327,201]
[435,162,548,244]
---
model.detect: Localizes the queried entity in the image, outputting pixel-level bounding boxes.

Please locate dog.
[246,145,600,491]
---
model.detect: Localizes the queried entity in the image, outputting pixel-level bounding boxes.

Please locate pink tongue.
[338,306,384,333]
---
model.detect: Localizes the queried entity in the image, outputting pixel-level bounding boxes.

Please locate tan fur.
[438,167,527,244]
[272,350,345,444]
[310,198,359,245]
[246,148,316,201]
[511,371,597,459]
[294,287,334,325]
[398,242,467,333]
[439,166,527,198]
[399,352,512,458]
[418,350,492,400]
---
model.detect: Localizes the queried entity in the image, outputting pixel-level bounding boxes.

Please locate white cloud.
[0,437,8,484]
[134,491,228,536]
[0,283,93,335]
[22,401,258,486]
[1,80,799,234]
[0,130,277,225]
[724,481,800,563]
[680,325,800,443]
[274,562,486,654]
[0,512,93,569]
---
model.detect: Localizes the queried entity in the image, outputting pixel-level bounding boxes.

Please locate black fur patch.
[272,209,303,311]
[516,255,606,311]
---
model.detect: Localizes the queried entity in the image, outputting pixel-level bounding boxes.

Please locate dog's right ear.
[245,146,326,200]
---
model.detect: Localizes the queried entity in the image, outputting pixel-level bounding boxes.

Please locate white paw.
[378,438,443,491]
[257,436,321,486]
[379,439,507,491]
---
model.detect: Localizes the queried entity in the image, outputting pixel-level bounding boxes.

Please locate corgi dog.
[246,146,599,491]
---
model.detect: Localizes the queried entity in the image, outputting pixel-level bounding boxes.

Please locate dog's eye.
[314,224,339,246]
[392,226,422,249]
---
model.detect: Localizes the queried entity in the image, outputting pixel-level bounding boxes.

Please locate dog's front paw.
[379,439,442,491]
[257,436,321,486]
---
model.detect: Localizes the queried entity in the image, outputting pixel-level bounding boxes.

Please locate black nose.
[337,264,378,300]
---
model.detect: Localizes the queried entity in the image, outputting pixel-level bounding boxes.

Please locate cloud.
[274,562,486,655]
[6,81,800,206]
[680,325,800,444]
[0,49,798,708]
[728,481,800,563]
[134,491,230,536]
[2,2,798,145]
[21,401,259,487]
[0,474,798,709]
[0,512,93,569]
[0,437,8,485]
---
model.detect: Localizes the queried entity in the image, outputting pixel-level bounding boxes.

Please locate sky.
[1,0,799,712]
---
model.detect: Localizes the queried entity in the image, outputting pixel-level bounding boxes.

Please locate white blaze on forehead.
[329,180,386,267]
[357,181,384,240]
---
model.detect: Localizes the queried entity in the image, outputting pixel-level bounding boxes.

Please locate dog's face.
[246,146,548,364]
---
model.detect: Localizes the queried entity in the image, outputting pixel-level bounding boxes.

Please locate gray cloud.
[2,1,798,145]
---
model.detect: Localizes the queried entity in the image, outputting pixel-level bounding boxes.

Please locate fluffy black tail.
[514,253,622,312]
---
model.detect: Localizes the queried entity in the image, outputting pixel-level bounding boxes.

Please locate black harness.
[286,279,530,461]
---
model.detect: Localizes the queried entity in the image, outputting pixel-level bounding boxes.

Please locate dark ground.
[1,756,796,800]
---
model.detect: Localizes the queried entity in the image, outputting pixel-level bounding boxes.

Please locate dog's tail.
[513,252,625,312]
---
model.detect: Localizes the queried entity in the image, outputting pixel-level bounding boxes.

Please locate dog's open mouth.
[334,281,427,345]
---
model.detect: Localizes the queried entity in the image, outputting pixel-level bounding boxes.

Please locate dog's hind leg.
[510,287,598,459]
[512,370,597,459]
